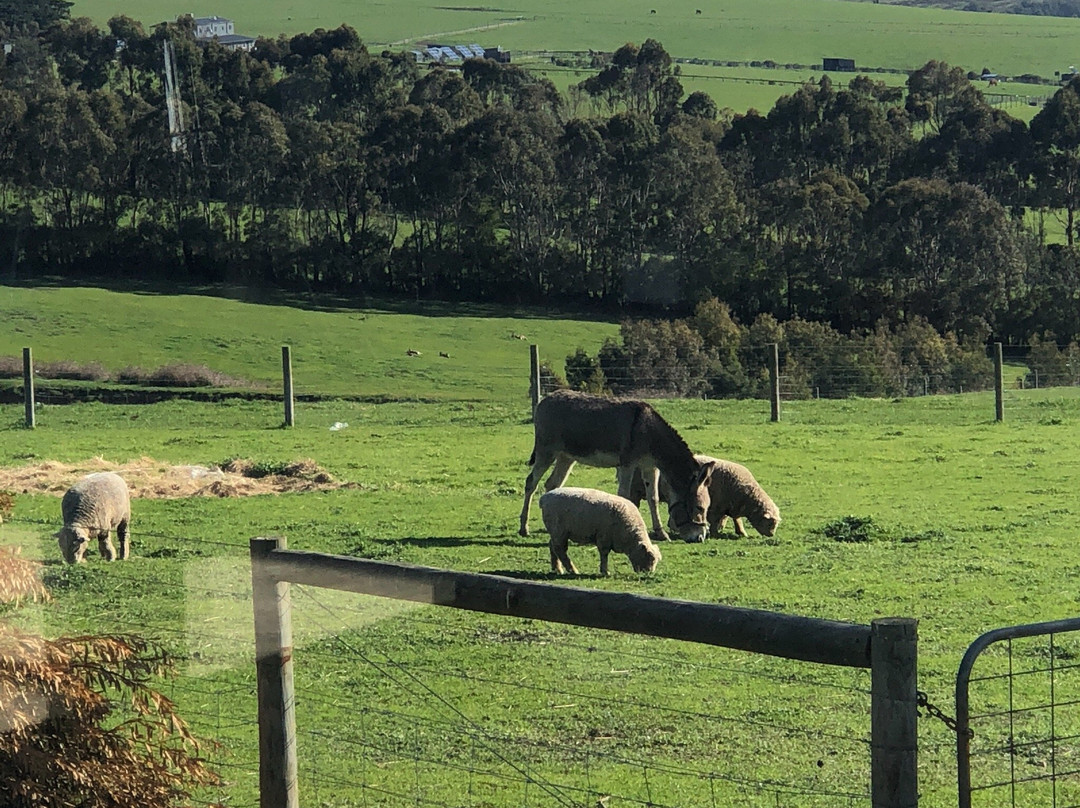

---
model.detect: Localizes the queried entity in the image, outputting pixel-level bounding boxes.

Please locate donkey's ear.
[694,460,717,486]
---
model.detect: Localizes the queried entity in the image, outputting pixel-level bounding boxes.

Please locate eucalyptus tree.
[650,116,742,302]
[456,106,559,298]
[1030,77,1080,246]
[576,39,683,123]
[0,0,71,28]
[755,169,869,326]
[904,60,982,136]
[862,177,1026,336]
[43,16,119,91]
[555,118,610,295]
[907,83,1029,205]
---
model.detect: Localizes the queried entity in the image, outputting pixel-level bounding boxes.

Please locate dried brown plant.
[0,548,220,807]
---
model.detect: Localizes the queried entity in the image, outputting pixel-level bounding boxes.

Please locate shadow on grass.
[391,535,531,548]
[483,568,607,582]
[4,276,619,322]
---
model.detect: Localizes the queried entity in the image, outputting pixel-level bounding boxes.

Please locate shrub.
[37,360,111,382]
[1026,333,1075,388]
[564,348,608,394]
[538,360,567,395]
[117,363,248,388]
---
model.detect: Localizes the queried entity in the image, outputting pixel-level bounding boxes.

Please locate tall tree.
[1030,77,1080,246]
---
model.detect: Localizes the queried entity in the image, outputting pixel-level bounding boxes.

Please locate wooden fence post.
[871,617,918,808]
[250,537,299,808]
[529,344,541,416]
[23,347,35,429]
[281,346,294,428]
[769,343,780,422]
[994,342,1004,422]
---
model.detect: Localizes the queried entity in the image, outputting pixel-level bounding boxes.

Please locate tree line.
[5,8,1080,351]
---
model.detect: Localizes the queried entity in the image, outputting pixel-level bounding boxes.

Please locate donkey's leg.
[543,456,576,492]
[619,466,668,541]
[520,450,556,537]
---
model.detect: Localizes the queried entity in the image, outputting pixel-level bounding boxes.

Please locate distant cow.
[696,8,702,13]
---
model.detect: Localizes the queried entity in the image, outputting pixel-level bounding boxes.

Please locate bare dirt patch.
[0,457,351,499]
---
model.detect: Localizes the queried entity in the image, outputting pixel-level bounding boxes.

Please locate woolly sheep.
[628,455,781,540]
[55,472,132,564]
[539,487,662,576]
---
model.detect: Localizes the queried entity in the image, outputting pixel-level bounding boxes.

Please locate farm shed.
[823,57,856,72]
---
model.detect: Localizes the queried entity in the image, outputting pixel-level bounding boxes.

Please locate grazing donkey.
[519,390,716,542]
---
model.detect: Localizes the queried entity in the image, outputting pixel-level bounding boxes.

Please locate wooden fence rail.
[249,536,918,808]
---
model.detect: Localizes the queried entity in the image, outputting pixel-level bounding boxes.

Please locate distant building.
[189,15,256,51]
[822,57,855,72]
[413,43,510,64]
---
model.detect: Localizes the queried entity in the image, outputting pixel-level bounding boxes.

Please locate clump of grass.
[116,363,249,388]
[221,457,333,482]
[822,515,883,543]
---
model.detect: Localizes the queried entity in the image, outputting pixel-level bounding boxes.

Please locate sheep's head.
[55,526,89,564]
[629,542,661,573]
[749,505,781,538]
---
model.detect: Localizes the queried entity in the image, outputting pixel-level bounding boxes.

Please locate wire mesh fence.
[959,623,1080,808]
[0,519,886,806]
[286,580,877,808]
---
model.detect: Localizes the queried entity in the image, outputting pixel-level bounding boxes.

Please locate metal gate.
[957,617,1080,808]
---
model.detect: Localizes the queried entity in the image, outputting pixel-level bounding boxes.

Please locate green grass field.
[73,0,1080,84]
[3,285,1080,806]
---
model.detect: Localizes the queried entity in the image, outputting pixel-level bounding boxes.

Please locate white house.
[190,16,256,51]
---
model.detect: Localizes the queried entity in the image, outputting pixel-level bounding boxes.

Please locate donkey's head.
[665,459,716,543]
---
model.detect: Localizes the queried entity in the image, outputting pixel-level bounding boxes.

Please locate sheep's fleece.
[56,472,131,563]
[540,486,661,575]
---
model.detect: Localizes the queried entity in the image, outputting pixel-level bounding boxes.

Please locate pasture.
[72,0,1078,103]
[3,286,1080,805]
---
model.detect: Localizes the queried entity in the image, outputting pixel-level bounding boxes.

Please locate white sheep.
[701,457,780,539]
[539,487,662,576]
[55,472,132,564]
[627,455,781,540]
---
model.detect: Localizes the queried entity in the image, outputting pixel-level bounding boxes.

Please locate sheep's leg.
[72,538,89,563]
[99,531,117,561]
[732,517,747,538]
[117,519,130,560]
[620,466,668,541]
[520,449,556,537]
[550,538,577,575]
[598,548,610,576]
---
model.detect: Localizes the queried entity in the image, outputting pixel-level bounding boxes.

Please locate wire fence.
[6,339,1080,411]
[0,520,929,807]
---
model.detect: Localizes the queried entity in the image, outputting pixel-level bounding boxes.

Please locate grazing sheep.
[55,472,131,564]
[540,487,661,576]
[406,349,421,356]
[628,455,781,540]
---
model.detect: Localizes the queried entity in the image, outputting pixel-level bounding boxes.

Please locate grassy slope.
[0,285,619,399]
[73,0,1080,80]
[3,285,1080,805]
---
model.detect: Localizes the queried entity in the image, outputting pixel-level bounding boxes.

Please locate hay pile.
[0,456,347,499]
